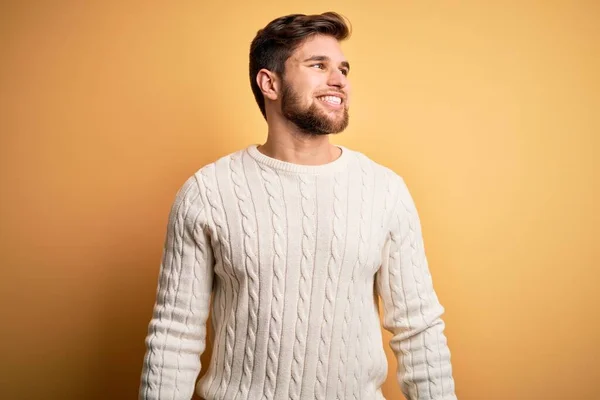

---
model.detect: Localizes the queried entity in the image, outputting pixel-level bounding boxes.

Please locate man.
[139,12,457,400]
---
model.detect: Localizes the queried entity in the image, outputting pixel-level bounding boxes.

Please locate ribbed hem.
[246,144,350,175]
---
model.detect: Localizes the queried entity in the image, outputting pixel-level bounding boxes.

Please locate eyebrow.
[302,55,350,72]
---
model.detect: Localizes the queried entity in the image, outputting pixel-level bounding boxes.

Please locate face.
[279,35,351,135]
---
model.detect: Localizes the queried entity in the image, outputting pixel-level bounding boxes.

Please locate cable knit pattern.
[314,172,345,400]
[230,151,261,399]
[368,170,393,384]
[140,176,213,400]
[200,166,237,399]
[361,160,377,388]
[257,163,287,400]
[352,157,373,400]
[289,173,317,400]
[139,144,457,400]
[335,157,369,400]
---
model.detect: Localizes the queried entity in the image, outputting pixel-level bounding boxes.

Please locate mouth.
[317,94,344,108]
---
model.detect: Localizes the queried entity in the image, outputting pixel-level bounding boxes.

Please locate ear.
[256,69,280,101]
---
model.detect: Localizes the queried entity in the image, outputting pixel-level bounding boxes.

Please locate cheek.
[287,73,325,104]
[345,85,352,107]
[290,78,314,99]
[305,73,326,91]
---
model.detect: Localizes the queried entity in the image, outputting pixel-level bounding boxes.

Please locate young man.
[139,12,457,400]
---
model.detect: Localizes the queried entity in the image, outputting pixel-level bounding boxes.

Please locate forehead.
[289,35,347,63]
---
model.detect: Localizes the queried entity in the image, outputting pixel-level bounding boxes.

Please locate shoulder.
[185,145,250,187]
[343,145,407,188]
[343,146,419,211]
[172,146,249,209]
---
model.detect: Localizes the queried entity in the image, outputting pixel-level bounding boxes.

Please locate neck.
[259,124,341,166]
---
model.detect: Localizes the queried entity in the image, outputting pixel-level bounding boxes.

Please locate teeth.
[319,96,342,105]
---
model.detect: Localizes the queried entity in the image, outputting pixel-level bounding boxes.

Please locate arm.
[376,177,457,400]
[139,175,214,400]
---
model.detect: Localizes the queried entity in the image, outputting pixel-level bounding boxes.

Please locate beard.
[280,82,349,136]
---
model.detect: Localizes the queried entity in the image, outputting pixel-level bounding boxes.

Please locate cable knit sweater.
[139,144,456,400]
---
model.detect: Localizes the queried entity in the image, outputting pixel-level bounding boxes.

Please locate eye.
[340,68,349,76]
[311,63,325,70]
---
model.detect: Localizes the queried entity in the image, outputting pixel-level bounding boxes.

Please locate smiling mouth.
[317,95,343,106]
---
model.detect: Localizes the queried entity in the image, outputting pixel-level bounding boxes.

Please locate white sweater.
[139,144,456,400]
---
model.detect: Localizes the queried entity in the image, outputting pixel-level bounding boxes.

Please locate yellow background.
[1,1,598,399]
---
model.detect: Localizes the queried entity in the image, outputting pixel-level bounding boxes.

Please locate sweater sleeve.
[375,177,457,400]
[139,175,214,400]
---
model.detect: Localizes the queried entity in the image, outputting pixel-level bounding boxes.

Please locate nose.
[327,68,348,89]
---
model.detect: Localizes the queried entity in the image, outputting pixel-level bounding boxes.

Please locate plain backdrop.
[1,1,598,399]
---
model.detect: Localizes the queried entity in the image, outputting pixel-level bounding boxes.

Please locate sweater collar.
[246,144,351,175]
